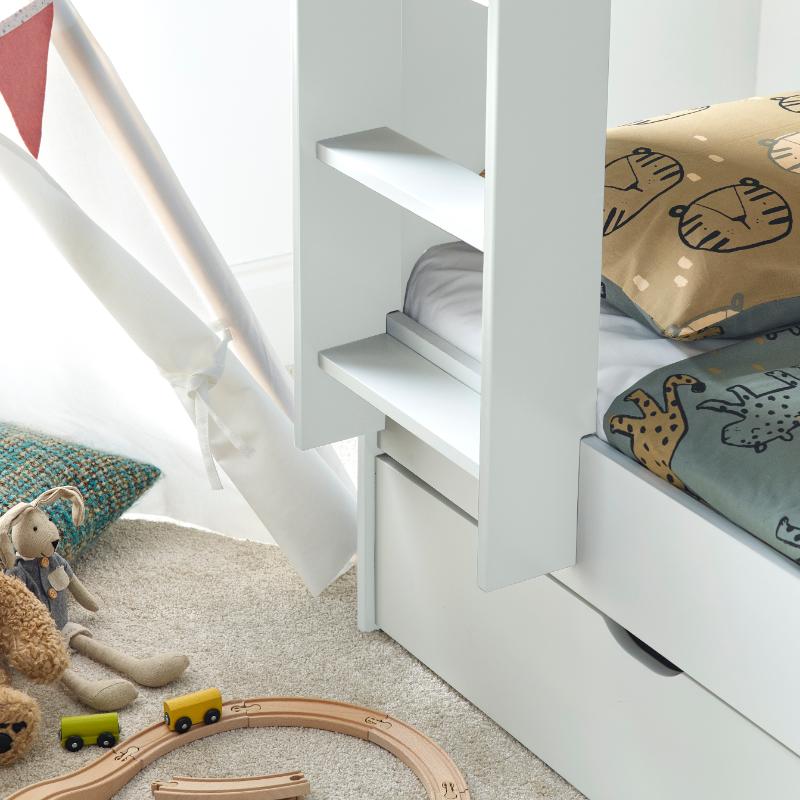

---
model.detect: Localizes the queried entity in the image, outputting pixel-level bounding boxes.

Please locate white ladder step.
[319,333,480,477]
[317,127,485,251]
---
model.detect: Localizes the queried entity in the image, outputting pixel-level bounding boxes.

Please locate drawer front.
[559,437,800,757]
[376,456,800,800]
[378,418,478,517]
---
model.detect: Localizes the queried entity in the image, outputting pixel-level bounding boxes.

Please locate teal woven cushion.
[0,423,161,561]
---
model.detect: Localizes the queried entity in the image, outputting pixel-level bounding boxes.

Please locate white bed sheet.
[403,241,729,440]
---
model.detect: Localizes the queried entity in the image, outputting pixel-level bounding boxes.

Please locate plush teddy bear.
[0,570,70,766]
[0,487,189,712]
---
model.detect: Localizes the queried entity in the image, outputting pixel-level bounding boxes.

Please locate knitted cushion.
[0,423,160,561]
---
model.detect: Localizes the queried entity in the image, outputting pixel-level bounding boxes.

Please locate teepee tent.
[0,0,355,594]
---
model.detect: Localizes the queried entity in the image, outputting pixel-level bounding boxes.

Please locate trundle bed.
[293,1,800,797]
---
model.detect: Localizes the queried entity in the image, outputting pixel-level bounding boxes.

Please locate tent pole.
[51,0,353,491]
[51,0,294,419]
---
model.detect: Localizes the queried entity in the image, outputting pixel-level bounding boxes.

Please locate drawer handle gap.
[604,618,682,677]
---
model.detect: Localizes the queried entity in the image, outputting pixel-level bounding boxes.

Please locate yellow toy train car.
[163,688,222,734]
[60,712,120,752]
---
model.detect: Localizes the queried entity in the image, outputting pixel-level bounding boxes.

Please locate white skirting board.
[232,254,294,367]
[374,455,800,800]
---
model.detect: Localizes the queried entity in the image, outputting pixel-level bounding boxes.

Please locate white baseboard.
[231,252,292,287]
[231,253,294,366]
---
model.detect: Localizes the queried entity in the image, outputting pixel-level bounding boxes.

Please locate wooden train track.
[150,771,310,799]
[8,697,470,800]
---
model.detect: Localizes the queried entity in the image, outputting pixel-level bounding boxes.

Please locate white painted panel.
[294,0,401,449]
[478,0,610,589]
[757,0,800,93]
[319,335,480,476]
[607,0,761,126]
[559,437,800,757]
[376,456,800,800]
[317,128,484,250]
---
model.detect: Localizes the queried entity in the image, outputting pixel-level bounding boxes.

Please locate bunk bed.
[294,1,800,797]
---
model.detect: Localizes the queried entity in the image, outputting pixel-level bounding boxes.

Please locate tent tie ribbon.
[163,328,253,490]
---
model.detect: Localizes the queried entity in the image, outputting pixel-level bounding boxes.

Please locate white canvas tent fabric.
[0,0,355,593]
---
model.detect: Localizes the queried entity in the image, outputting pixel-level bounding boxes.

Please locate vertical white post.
[479,0,611,590]
[357,433,380,631]
[294,0,402,450]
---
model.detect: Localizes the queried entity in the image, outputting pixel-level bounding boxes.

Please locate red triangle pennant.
[0,0,54,158]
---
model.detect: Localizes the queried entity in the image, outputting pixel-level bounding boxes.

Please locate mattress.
[403,241,729,440]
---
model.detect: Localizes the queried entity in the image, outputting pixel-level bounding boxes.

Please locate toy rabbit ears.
[34,486,86,526]
[0,486,85,535]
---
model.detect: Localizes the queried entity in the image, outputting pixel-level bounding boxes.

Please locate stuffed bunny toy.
[0,487,189,711]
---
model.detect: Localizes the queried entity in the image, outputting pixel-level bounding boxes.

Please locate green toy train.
[60,689,222,753]
[60,712,120,752]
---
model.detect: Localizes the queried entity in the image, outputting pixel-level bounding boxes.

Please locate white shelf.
[319,334,480,477]
[317,127,485,251]
[471,0,488,5]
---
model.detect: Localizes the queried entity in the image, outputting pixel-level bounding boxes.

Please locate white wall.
[71,0,296,363]
[757,0,800,92]
[607,0,762,127]
[73,0,293,268]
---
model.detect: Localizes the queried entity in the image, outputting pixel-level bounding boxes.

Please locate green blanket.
[604,325,800,563]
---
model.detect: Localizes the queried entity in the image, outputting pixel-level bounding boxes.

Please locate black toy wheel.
[65,735,84,752]
[97,732,116,748]
[204,708,221,725]
[175,716,192,734]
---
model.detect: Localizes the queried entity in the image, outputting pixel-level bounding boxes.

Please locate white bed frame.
[293,2,800,797]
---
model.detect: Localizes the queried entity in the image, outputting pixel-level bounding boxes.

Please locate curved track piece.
[151,771,310,799]
[8,698,470,800]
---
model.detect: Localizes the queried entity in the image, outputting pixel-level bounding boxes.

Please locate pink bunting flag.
[0,0,54,158]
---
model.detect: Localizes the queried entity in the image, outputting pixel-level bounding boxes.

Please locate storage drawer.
[557,437,800,757]
[375,455,800,800]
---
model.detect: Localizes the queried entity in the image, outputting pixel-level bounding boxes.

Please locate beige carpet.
[1,519,583,800]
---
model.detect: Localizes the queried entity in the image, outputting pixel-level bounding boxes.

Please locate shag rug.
[1,519,583,799]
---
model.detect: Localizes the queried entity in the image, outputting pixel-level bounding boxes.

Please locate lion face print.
[776,516,800,549]
[603,147,684,235]
[624,106,709,126]
[759,132,800,173]
[772,95,800,113]
[669,178,792,252]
